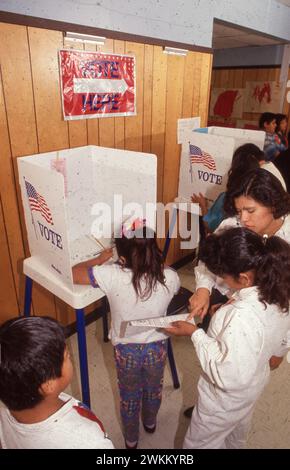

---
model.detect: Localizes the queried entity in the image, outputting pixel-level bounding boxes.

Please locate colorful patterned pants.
[114,340,167,443]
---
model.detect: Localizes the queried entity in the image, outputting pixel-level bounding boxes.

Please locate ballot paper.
[130,313,195,328]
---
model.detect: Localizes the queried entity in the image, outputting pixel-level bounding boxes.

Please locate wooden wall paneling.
[256,67,267,81]
[198,53,213,127]
[0,196,19,323]
[228,69,236,87]
[220,69,230,89]
[0,23,38,156]
[211,68,217,88]
[163,54,185,205]
[214,69,223,88]
[182,52,196,118]
[142,44,153,153]
[273,67,280,81]
[85,42,100,146]
[191,53,203,117]
[233,69,244,88]
[29,27,72,322]
[0,71,25,314]
[114,40,125,150]
[98,39,115,148]
[28,27,69,152]
[163,54,185,264]
[65,42,88,148]
[0,23,53,319]
[125,41,144,151]
[151,46,167,203]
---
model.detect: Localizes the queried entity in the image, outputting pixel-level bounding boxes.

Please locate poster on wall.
[244,81,281,113]
[209,88,244,119]
[59,49,136,120]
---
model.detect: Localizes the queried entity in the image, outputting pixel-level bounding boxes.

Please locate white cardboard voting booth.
[18,146,157,307]
[178,126,265,204]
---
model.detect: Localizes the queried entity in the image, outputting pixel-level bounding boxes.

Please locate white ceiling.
[212,22,288,49]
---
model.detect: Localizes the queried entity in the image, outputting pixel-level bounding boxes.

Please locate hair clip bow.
[121,218,146,238]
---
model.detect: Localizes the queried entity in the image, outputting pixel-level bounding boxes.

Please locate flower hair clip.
[121,218,146,238]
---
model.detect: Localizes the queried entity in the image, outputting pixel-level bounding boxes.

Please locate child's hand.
[191,193,207,216]
[209,303,223,317]
[188,288,210,320]
[269,355,284,370]
[98,248,113,264]
[164,321,197,337]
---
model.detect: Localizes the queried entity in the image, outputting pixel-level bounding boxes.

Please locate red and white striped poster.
[59,49,136,120]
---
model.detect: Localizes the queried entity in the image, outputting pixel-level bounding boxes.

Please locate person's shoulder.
[276,214,290,241]
[164,266,178,276]
[94,262,123,278]
[164,266,179,281]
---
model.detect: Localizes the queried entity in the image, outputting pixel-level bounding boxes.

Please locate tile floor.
[65,263,290,449]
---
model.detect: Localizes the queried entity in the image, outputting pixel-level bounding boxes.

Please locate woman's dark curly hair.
[224,168,290,218]
[227,143,264,182]
[115,225,166,300]
[199,227,290,312]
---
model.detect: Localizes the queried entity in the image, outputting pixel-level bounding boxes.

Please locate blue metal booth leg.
[75,308,91,408]
[23,276,33,316]
[167,338,180,389]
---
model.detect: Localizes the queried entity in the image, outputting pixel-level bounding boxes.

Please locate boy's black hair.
[259,112,276,129]
[0,316,66,411]
[224,168,290,218]
[199,227,290,312]
[115,225,167,300]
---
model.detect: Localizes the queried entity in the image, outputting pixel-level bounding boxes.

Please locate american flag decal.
[25,181,53,225]
[189,144,217,171]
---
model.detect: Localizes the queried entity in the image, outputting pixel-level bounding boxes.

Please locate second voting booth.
[178,126,265,204]
[18,145,157,406]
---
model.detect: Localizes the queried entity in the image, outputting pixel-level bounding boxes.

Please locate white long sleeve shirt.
[191,287,290,404]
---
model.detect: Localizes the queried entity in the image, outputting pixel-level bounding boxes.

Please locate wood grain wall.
[0,22,213,325]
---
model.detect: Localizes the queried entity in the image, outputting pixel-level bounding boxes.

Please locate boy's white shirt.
[194,214,290,296]
[92,264,180,345]
[0,392,114,449]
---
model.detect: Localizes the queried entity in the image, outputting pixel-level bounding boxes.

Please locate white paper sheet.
[130,313,195,328]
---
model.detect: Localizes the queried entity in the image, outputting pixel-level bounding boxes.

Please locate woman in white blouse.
[191,168,290,323]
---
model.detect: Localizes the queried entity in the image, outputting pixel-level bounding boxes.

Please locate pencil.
[91,234,106,250]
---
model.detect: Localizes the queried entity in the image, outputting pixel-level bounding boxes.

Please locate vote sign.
[59,49,136,120]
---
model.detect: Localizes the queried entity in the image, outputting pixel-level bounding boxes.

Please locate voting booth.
[18,145,157,297]
[178,126,265,204]
[18,145,157,406]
